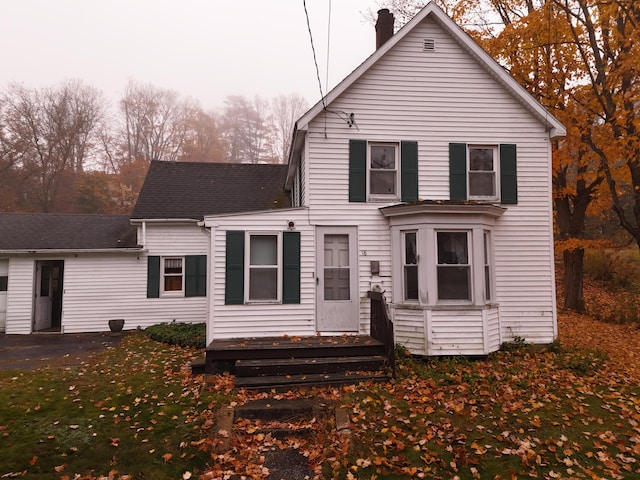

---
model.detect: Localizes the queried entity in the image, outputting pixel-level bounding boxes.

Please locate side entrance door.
[33,260,64,332]
[316,226,359,332]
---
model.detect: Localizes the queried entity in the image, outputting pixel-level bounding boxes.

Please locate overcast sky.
[1,0,386,112]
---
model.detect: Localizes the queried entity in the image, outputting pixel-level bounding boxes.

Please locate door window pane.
[324,234,350,300]
[40,265,51,297]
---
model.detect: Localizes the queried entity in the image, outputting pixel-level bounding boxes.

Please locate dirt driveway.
[0,332,124,370]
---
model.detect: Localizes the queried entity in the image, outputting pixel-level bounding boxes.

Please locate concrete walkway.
[0,332,125,370]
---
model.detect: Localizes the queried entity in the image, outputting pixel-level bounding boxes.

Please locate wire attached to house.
[302,0,357,133]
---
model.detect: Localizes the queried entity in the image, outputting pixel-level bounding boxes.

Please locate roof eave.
[129,218,202,224]
[0,247,144,255]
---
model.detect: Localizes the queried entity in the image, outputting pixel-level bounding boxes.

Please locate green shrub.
[145,322,206,349]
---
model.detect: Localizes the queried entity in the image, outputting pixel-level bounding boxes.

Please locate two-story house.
[201,2,564,357]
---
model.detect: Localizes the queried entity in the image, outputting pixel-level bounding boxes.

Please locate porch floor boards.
[203,334,390,390]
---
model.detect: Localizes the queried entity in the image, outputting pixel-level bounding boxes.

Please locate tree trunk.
[563,248,585,312]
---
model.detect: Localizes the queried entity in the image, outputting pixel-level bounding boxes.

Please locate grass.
[0,332,219,479]
[1,305,639,479]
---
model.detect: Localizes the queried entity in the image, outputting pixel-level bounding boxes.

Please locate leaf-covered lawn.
[204,312,640,480]
[1,312,639,480]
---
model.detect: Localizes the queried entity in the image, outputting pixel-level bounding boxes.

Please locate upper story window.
[369,143,398,197]
[349,140,418,203]
[468,146,498,200]
[449,143,517,205]
[163,257,183,294]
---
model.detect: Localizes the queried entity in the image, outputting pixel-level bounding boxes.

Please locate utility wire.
[302,0,357,130]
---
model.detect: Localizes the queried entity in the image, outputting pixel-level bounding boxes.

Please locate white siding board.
[5,258,35,334]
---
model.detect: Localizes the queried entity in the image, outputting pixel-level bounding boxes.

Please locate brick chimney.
[375,8,395,49]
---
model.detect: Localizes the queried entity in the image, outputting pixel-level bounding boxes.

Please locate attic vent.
[423,39,435,51]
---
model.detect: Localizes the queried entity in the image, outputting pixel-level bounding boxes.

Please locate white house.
[203,2,565,356]
[1,2,564,360]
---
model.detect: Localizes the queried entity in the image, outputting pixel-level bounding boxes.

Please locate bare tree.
[0,80,105,212]
[271,93,308,164]
[117,81,195,164]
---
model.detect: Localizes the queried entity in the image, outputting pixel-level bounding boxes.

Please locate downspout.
[141,221,146,247]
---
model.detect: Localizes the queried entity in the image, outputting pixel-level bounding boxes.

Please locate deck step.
[235,355,386,377]
[233,371,390,390]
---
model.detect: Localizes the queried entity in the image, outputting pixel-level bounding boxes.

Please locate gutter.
[0,248,145,255]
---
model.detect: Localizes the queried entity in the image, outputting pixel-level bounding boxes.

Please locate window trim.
[368,142,400,201]
[161,256,184,296]
[245,231,282,304]
[468,145,499,201]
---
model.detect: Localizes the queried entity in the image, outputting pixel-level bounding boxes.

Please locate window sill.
[245,300,281,305]
[393,302,499,311]
[367,195,400,203]
[160,291,184,298]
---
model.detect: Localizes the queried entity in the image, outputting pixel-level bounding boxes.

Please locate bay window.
[383,203,505,307]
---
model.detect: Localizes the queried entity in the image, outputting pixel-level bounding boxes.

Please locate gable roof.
[0,213,138,252]
[131,161,290,221]
[288,1,566,181]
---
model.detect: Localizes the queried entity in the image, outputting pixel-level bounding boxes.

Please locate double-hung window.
[468,146,498,200]
[224,230,301,305]
[436,231,471,301]
[403,231,418,300]
[369,143,398,197]
[248,234,279,301]
[162,257,183,294]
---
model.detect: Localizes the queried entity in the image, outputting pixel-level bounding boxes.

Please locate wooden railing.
[368,291,396,377]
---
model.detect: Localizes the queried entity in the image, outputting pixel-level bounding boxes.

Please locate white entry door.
[34,262,53,332]
[316,226,359,332]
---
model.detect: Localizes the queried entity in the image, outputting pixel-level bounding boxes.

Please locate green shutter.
[349,139,367,202]
[449,143,467,201]
[185,255,207,297]
[147,256,160,298]
[500,144,518,204]
[282,231,301,304]
[225,231,245,304]
[401,141,419,202]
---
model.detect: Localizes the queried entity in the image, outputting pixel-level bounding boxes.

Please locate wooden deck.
[204,334,390,390]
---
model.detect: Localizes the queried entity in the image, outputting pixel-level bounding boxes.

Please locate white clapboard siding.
[298,15,556,351]
[5,257,35,334]
[206,209,317,343]
[0,259,9,332]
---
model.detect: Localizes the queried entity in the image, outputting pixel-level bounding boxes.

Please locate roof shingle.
[0,214,138,251]
[131,161,290,220]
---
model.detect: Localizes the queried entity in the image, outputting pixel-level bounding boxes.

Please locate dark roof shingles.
[0,214,138,250]
[131,161,290,220]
